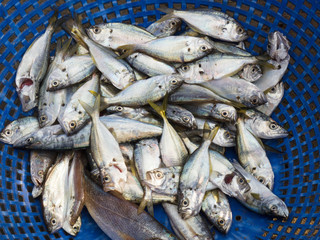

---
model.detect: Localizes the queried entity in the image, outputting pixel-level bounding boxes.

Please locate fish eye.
[258,176,265,184]
[170,21,176,26]
[182,116,190,123]
[69,121,77,129]
[182,199,189,207]
[252,68,256,73]
[51,218,57,225]
[250,95,259,105]
[224,131,231,139]
[92,26,101,34]
[237,27,244,34]
[155,171,164,179]
[103,175,111,183]
[73,225,79,230]
[269,122,278,130]
[237,177,245,185]
[170,79,178,85]
[38,170,43,176]
[218,218,225,226]
[267,44,271,49]
[271,205,278,211]
[26,137,34,144]
[116,106,123,112]
[40,115,47,122]
[200,45,208,51]
[5,129,12,136]
[221,111,229,117]
[52,80,59,87]
[270,87,276,93]
[181,65,189,71]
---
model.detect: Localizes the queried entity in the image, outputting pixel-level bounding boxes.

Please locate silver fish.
[101,74,183,108]
[158,8,248,42]
[87,22,156,50]
[13,115,163,150]
[163,203,213,240]
[58,72,99,135]
[200,77,267,107]
[236,117,274,189]
[233,161,289,218]
[80,94,127,193]
[267,31,290,62]
[243,109,288,139]
[126,53,176,76]
[240,64,262,82]
[15,10,58,112]
[202,190,232,234]
[118,36,213,63]
[256,82,284,116]
[0,117,40,144]
[30,151,57,198]
[206,38,251,57]
[147,17,182,37]
[178,126,219,219]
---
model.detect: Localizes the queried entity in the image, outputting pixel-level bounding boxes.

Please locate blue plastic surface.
[0,0,319,239]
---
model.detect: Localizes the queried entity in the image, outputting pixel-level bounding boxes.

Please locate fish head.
[177,63,197,81]
[38,106,57,128]
[253,168,274,190]
[100,164,127,193]
[0,124,16,144]
[267,82,284,101]
[223,20,248,42]
[211,104,237,122]
[267,31,290,62]
[106,106,125,114]
[166,75,184,92]
[126,53,140,65]
[144,169,167,189]
[178,188,202,219]
[43,202,64,233]
[59,117,79,135]
[13,132,36,148]
[195,38,213,56]
[240,64,262,82]
[86,24,108,44]
[115,69,136,89]
[16,78,38,112]
[213,128,236,147]
[208,198,232,233]
[223,170,251,196]
[65,217,82,236]
[47,69,67,91]
[263,196,289,218]
[243,86,267,107]
[160,18,182,35]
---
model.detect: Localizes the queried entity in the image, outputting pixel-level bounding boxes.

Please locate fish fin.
[137,198,147,215]
[263,144,284,154]
[62,14,88,49]
[79,93,100,122]
[53,128,65,136]
[209,143,225,154]
[258,59,279,70]
[145,187,154,217]
[89,90,99,97]
[47,7,59,31]
[55,38,72,60]
[156,8,175,23]
[117,44,137,59]
[251,192,261,200]
[204,124,219,142]
[148,94,168,119]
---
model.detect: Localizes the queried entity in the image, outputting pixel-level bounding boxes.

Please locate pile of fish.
[0,7,291,239]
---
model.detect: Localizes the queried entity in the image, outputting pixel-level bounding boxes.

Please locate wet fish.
[240,64,262,82]
[232,161,289,218]
[267,31,290,62]
[0,117,40,144]
[84,173,177,239]
[163,203,213,240]
[243,109,288,139]
[147,17,182,37]
[80,93,127,193]
[30,151,57,198]
[256,82,284,116]
[87,22,156,50]
[158,8,248,42]
[15,10,59,112]
[178,125,219,219]
[118,36,213,63]
[58,72,99,135]
[202,190,232,234]
[200,77,267,107]
[206,38,251,57]
[236,117,274,189]
[126,53,176,76]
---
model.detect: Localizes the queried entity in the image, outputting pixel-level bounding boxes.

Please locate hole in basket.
[235,215,241,221]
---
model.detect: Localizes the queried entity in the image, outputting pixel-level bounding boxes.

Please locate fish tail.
[62,13,88,49]
[148,94,168,120]
[47,7,59,32]
[138,187,154,216]
[156,7,175,23]
[204,123,219,142]
[117,45,137,59]
[55,38,72,60]
[79,91,100,122]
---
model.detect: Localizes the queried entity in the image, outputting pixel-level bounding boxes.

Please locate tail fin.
[156,7,175,23]
[47,7,59,32]
[138,187,154,216]
[79,91,100,123]
[148,94,168,120]
[55,38,72,62]
[117,45,137,59]
[62,14,88,49]
[205,125,219,142]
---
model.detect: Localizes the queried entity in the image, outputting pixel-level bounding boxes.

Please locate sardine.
[147,17,182,37]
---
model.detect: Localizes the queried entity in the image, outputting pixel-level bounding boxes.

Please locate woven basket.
[0,0,319,239]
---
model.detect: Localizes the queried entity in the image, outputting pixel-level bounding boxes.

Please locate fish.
[236,117,274,189]
[42,151,74,233]
[240,64,262,82]
[149,97,188,167]
[0,117,40,144]
[254,31,290,91]
[232,161,289,218]
[86,22,156,50]
[206,37,251,56]
[163,203,213,240]
[158,8,248,42]
[84,173,177,239]
[79,93,127,193]
[30,151,57,198]
[63,17,136,90]
[178,125,219,219]
[38,39,70,127]
[200,77,267,107]
[256,82,284,116]
[243,109,288,139]
[13,115,163,150]
[146,17,182,37]
[202,190,232,234]
[126,53,176,76]
[15,9,59,112]
[58,72,99,135]
[101,74,183,108]
[118,36,213,63]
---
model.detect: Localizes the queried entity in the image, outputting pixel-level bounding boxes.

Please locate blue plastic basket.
[0,0,320,239]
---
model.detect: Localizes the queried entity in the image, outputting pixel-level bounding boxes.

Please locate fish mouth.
[19,78,34,90]
[0,134,10,144]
